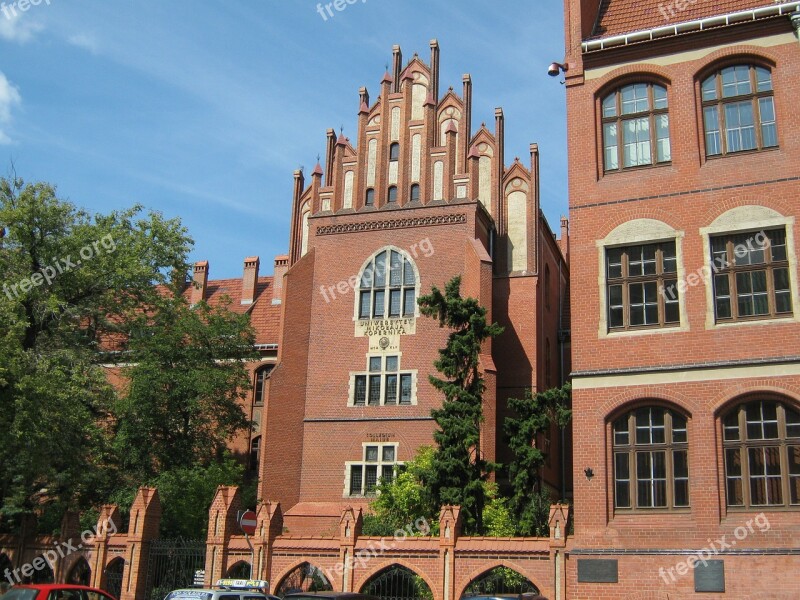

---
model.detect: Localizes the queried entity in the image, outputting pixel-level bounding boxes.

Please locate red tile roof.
[182,276,282,346]
[591,0,776,39]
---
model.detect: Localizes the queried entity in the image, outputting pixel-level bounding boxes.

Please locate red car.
[2,584,117,600]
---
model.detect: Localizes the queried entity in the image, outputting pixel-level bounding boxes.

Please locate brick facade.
[261,42,570,531]
[564,0,800,597]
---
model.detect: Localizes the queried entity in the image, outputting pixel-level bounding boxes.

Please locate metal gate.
[360,566,432,600]
[144,539,206,600]
[103,558,125,600]
[462,567,538,596]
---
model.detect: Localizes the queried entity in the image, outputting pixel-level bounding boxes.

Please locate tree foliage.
[115,295,258,481]
[0,177,255,532]
[361,446,438,536]
[504,382,572,536]
[417,276,503,534]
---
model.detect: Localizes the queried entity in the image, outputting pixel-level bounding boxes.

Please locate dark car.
[283,593,379,600]
[2,585,117,600]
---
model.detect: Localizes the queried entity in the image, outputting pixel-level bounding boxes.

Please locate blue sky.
[0,0,567,279]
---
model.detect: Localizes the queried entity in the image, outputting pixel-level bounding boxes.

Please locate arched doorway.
[225,561,251,579]
[360,565,432,600]
[67,557,91,585]
[462,567,538,596]
[275,563,332,597]
[103,558,125,600]
[30,556,54,584]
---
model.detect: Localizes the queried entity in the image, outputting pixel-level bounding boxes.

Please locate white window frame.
[353,246,420,322]
[700,206,798,330]
[597,219,688,338]
[343,442,401,497]
[348,353,418,407]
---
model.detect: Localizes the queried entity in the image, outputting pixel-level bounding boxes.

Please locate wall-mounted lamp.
[547,62,569,77]
[584,467,594,480]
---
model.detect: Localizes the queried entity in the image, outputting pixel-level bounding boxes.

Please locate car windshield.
[164,593,213,600]
[3,590,40,600]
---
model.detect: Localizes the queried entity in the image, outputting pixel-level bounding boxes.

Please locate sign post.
[238,510,258,580]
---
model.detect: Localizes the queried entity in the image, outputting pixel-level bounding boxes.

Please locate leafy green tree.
[0,177,191,528]
[418,276,503,534]
[114,294,258,482]
[151,454,253,538]
[361,446,438,536]
[482,482,515,537]
[504,383,572,536]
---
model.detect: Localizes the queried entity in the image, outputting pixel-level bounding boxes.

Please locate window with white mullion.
[358,249,418,320]
[350,355,415,407]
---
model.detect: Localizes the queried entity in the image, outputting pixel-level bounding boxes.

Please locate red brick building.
[563,0,800,596]
[250,42,571,535]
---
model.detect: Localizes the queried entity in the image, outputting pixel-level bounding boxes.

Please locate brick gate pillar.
[90,505,121,589]
[438,506,461,600]
[548,504,569,600]
[338,507,362,592]
[253,501,282,589]
[204,486,241,586]
[120,488,161,600]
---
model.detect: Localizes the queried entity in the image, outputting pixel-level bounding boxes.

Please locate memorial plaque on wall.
[577,559,618,583]
[694,560,725,592]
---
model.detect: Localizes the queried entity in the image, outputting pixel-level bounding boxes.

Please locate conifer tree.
[504,383,572,536]
[418,276,503,534]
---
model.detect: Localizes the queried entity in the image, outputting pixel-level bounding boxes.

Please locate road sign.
[239,510,257,536]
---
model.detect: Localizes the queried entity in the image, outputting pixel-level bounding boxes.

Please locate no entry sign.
[239,510,257,536]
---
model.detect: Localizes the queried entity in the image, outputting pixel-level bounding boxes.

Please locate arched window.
[253,365,273,407]
[723,399,800,508]
[613,406,689,509]
[544,264,551,310]
[387,186,398,203]
[358,249,417,320]
[410,183,420,202]
[701,64,777,156]
[250,436,261,472]
[389,142,400,161]
[602,82,670,171]
[365,188,375,206]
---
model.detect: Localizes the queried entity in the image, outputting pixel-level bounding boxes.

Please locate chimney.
[242,256,260,305]
[560,216,570,265]
[272,255,289,304]
[191,261,208,305]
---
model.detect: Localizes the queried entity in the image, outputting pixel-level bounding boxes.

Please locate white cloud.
[0,10,44,43]
[0,71,21,144]
[68,33,98,53]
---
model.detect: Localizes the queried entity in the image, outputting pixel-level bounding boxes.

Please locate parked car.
[283,593,379,600]
[2,585,117,600]
[164,579,279,600]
